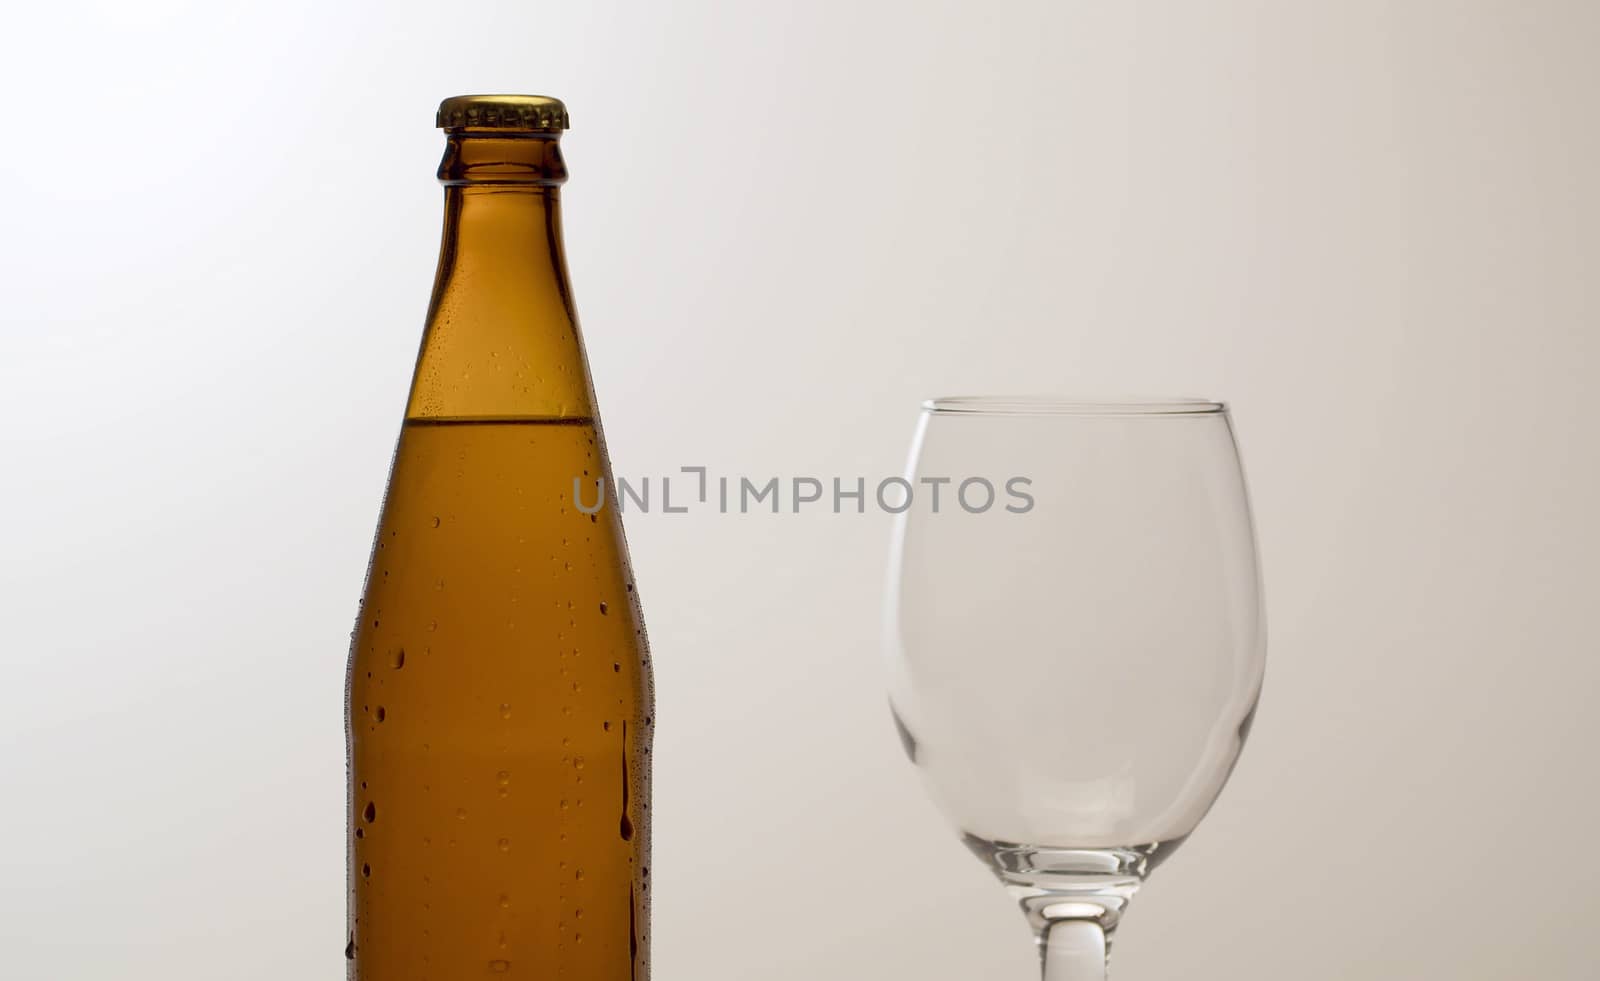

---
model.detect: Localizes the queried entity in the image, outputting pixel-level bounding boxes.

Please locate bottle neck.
[406,134,594,422]
[435,133,571,291]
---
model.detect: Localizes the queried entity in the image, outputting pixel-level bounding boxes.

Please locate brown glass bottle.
[347,95,651,981]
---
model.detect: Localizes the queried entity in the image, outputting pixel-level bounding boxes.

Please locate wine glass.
[884,397,1265,981]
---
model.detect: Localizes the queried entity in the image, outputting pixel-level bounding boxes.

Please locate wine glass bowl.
[885,396,1265,980]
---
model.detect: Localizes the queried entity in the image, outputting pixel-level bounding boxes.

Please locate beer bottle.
[346,95,652,980]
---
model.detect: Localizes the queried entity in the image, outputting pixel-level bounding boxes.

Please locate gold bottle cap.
[436,94,569,132]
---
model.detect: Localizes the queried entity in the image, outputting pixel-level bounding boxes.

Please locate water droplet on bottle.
[499,894,512,908]
[363,802,376,823]
[574,868,585,881]
[354,827,364,840]
[456,808,468,820]
[361,863,371,878]
[374,706,386,723]
[498,931,508,949]
[497,770,511,786]
[489,959,510,973]
[598,602,608,615]
[574,908,584,919]
[498,837,511,852]
[431,516,441,528]
[572,756,585,770]
[390,649,406,669]
[612,662,621,673]
[500,703,512,719]
[345,936,355,960]
[602,720,611,731]
[559,799,569,810]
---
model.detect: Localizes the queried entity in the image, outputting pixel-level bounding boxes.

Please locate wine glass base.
[962,834,1184,944]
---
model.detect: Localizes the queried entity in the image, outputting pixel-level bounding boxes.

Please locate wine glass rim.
[924,395,1227,416]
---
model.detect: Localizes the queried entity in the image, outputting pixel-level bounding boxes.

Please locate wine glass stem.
[1041,919,1107,981]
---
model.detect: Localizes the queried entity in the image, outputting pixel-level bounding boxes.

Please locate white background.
[2,1,1596,978]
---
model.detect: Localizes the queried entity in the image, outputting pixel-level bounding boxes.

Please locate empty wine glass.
[884,397,1265,981]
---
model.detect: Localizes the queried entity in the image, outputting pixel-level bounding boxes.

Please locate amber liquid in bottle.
[347,96,651,981]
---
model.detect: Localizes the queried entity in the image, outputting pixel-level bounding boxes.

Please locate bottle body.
[347,107,651,980]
